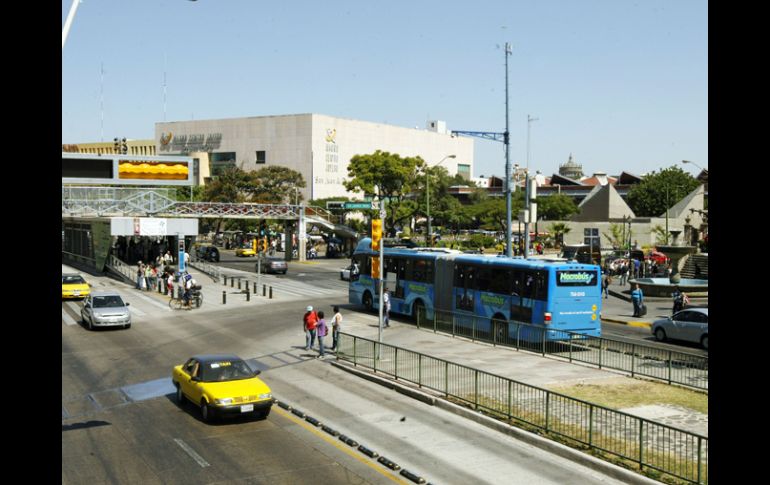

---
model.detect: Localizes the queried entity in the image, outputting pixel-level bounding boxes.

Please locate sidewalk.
[338,309,708,438]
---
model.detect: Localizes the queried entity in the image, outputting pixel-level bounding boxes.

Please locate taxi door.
[178,359,202,402]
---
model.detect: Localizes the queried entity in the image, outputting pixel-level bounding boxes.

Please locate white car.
[81,291,131,330]
[340,264,359,281]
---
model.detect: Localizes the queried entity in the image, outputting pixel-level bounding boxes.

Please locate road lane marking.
[174,438,210,468]
[273,406,408,484]
[128,291,173,311]
[62,309,77,326]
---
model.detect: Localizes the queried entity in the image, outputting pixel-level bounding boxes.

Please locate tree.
[548,222,571,249]
[246,166,306,204]
[344,150,424,236]
[626,166,700,217]
[602,223,625,249]
[536,194,578,221]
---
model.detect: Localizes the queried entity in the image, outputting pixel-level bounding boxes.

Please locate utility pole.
[523,115,538,258]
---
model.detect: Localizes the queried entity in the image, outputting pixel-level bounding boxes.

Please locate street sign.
[344,201,376,210]
[326,201,345,210]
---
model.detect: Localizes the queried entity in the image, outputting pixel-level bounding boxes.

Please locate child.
[316,311,327,358]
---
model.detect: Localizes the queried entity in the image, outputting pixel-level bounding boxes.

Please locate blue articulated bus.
[348,238,602,342]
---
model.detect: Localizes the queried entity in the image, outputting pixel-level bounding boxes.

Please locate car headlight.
[215,398,233,405]
[258,393,272,400]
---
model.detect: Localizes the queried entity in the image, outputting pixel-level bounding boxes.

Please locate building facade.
[154,114,474,201]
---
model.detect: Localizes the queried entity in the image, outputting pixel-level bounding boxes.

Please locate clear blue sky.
[62,0,708,179]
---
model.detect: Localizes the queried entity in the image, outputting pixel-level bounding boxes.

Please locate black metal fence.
[411,308,708,391]
[337,333,708,484]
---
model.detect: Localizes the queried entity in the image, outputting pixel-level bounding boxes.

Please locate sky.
[62,0,708,180]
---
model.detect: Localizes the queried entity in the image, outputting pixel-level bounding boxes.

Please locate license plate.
[73,291,80,295]
[240,404,254,413]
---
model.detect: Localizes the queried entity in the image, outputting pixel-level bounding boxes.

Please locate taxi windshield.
[200,360,255,382]
[63,275,85,285]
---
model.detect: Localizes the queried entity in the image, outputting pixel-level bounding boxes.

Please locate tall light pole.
[682,160,708,174]
[427,155,456,246]
[523,115,538,258]
[504,42,513,257]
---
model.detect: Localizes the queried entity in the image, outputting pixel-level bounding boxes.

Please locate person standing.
[303,305,318,351]
[331,305,343,352]
[136,261,145,290]
[383,287,391,328]
[601,271,611,299]
[316,311,327,358]
[631,283,644,317]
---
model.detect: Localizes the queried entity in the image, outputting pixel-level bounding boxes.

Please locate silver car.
[651,308,708,350]
[81,291,132,330]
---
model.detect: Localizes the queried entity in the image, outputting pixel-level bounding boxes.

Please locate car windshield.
[63,275,85,284]
[200,359,255,382]
[92,295,125,308]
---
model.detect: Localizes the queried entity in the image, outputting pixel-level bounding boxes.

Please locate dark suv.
[196,245,220,262]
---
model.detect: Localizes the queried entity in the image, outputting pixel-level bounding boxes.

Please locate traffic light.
[121,138,128,154]
[371,256,380,279]
[371,219,382,251]
[252,238,257,253]
[113,137,120,154]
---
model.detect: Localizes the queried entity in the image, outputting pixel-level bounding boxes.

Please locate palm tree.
[548,222,571,249]
[602,223,625,249]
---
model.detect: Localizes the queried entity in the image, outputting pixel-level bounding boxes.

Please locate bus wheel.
[362,292,373,312]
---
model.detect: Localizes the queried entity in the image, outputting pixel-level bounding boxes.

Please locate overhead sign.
[345,201,377,210]
[326,201,346,210]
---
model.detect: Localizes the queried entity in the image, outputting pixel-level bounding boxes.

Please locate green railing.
[414,308,708,391]
[337,333,708,484]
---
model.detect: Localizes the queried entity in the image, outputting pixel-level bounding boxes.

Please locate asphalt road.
[62,268,636,485]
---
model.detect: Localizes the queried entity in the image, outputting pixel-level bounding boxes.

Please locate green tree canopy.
[536,193,579,221]
[344,150,424,236]
[626,166,700,217]
[246,166,307,204]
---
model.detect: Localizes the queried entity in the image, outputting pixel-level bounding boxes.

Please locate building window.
[210,152,237,176]
[256,151,266,164]
[458,164,471,180]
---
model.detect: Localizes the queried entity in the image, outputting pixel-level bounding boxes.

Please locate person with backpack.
[672,286,690,314]
[303,305,318,351]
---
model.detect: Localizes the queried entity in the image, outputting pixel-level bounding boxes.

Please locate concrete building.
[154,114,474,201]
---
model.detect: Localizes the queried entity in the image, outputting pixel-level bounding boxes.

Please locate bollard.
[254,282,257,294]
[269,286,273,299]
[231,277,234,288]
[223,275,227,286]
[246,288,250,302]
[158,280,163,294]
[263,284,267,297]
[238,279,241,290]
[223,291,226,305]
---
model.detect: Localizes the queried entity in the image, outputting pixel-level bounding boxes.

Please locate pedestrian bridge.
[61,186,358,238]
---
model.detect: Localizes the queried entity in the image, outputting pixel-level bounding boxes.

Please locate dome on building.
[559,153,583,180]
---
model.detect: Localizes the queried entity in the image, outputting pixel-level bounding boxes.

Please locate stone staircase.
[680,253,708,279]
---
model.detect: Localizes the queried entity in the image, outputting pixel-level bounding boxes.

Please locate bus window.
[454,264,476,311]
[411,258,433,283]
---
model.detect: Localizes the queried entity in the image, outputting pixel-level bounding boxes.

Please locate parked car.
[340,263,359,281]
[256,256,287,275]
[172,354,273,422]
[195,245,220,262]
[62,273,91,299]
[80,291,131,330]
[651,308,708,350]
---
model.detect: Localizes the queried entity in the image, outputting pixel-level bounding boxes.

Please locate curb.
[601,317,652,329]
[331,360,659,485]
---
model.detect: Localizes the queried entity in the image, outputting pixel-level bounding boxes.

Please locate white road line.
[174,438,210,468]
[62,309,78,326]
[126,291,172,311]
[65,301,81,314]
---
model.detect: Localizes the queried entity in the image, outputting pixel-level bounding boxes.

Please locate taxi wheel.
[176,385,184,405]
[200,401,211,422]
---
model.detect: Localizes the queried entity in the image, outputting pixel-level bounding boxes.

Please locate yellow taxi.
[235,246,256,257]
[62,273,91,299]
[172,354,273,422]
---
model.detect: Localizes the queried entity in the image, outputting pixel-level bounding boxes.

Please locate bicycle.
[169,290,203,310]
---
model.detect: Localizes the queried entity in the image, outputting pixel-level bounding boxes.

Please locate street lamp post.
[682,160,708,174]
[427,155,456,246]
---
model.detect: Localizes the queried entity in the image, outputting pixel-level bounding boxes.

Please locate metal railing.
[416,309,708,391]
[337,333,708,484]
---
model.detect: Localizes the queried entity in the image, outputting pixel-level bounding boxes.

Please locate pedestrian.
[303,305,318,351]
[331,305,343,351]
[619,262,628,286]
[136,261,145,290]
[144,264,153,291]
[316,311,327,358]
[671,286,690,314]
[383,287,391,328]
[601,271,611,299]
[166,270,174,297]
[631,283,644,317]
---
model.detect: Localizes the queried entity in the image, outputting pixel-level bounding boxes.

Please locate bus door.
[384,257,405,314]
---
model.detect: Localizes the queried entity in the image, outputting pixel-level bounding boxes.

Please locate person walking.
[671,286,690,314]
[331,305,343,352]
[383,287,391,328]
[303,305,318,351]
[601,271,611,299]
[316,311,328,358]
[631,283,644,317]
[136,261,145,290]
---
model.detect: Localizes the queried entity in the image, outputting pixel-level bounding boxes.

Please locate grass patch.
[546,377,708,415]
